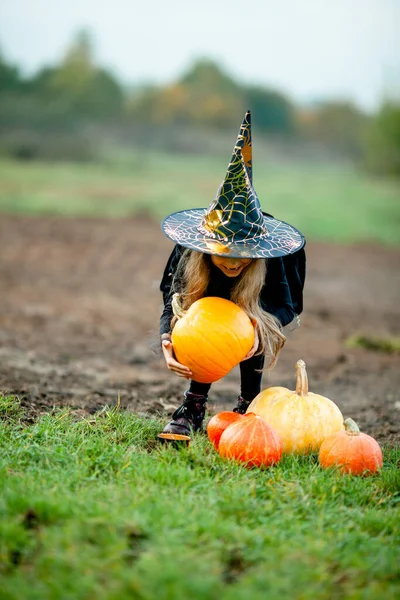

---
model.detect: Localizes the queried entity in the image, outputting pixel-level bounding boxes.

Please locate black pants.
[189,353,265,401]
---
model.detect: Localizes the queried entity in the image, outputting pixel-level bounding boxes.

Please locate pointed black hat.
[161,111,305,258]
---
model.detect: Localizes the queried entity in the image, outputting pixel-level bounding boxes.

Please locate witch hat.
[161,111,305,258]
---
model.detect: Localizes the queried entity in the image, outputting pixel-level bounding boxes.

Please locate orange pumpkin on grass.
[171,296,254,383]
[207,411,244,450]
[319,418,383,475]
[247,360,344,454]
[218,413,282,468]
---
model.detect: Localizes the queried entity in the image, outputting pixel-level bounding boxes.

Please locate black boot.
[232,396,252,415]
[162,391,208,436]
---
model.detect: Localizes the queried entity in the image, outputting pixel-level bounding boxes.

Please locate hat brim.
[161,209,305,258]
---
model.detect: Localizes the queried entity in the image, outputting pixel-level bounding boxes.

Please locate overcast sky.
[0,0,399,110]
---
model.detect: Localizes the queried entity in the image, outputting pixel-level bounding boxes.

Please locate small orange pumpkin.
[218,414,282,468]
[171,297,254,383]
[207,411,244,450]
[247,360,344,453]
[319,418,383,475]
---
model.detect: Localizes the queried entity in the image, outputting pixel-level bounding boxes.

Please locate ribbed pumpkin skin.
[247,361,344,454]
[319,429,383,475]
[207,412,244,450]
[218,414,282,468]
[171,297,254,383]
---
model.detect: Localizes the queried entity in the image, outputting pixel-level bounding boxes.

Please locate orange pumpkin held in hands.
[218,413,282,468]
[247,360,344,454]
[319,418,383,475]
[171,296,254,383]
[207,411,244,450]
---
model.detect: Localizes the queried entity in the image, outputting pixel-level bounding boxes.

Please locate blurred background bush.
[0,0,399,248]
[0,29,398,172]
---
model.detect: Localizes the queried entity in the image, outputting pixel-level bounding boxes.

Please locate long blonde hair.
[171,249,286,368]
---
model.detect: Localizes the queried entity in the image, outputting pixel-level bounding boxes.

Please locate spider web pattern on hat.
[162,208,304,258]
[161,111,305,258]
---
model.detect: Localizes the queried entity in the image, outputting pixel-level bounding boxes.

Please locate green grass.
[0,154,399,245]
[346,334,400,354]
[0,395,399,599]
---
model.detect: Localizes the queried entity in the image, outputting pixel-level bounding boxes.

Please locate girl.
[159,111,306,435]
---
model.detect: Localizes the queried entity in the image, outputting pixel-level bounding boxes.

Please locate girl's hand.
[162,338,193,379]
[242,321,259,360]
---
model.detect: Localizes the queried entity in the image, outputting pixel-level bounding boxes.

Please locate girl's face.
[211,255,253,278]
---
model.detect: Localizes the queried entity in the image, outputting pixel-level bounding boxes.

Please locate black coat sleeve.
[159,245,185,336]
[260,257,296,327]
[260,211,306,323]
[281,247,306,317]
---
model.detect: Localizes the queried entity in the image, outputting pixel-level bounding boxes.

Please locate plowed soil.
[0,215,399,443]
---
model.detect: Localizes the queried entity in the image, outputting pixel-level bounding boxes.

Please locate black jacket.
[160,244,306,335]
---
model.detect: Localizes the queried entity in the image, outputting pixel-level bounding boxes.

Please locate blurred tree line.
[0,31,399,175]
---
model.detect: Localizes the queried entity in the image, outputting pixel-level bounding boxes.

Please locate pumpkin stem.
[295,360,308,395]
[172,293,187,320]
[344,418,361,436]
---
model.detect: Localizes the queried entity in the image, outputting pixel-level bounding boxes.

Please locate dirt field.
[0,215,399,444]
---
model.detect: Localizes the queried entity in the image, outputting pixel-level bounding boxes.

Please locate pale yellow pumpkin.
[246,360,344,454]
